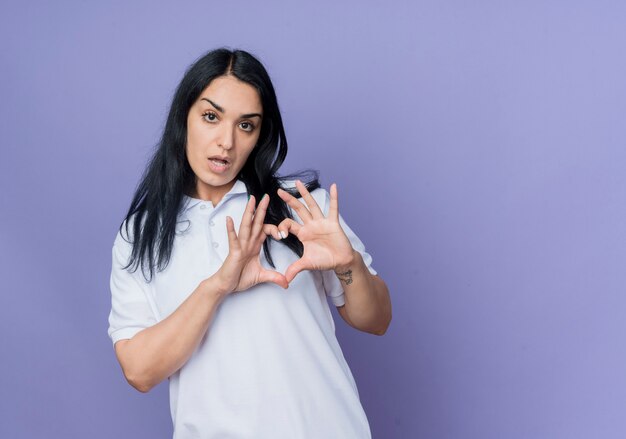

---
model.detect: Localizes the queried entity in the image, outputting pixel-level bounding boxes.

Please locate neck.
[188,179,236,207]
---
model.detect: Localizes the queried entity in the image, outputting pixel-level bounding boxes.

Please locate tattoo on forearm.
[336,269,353,285]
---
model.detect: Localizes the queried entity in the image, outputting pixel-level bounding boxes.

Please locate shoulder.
[112,213,143,254]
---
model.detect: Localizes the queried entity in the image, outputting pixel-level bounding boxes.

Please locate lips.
[207,156,231,173]
[208,155,231,164]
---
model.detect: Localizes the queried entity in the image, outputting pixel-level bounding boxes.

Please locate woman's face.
[186,75,263,203]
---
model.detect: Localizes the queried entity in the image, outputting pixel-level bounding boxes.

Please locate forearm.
[119,276,227,392]
[335,250,392,335]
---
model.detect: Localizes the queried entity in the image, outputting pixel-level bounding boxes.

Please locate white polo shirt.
[108,178,377,439]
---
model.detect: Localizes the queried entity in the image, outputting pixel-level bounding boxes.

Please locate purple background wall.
[1,1,625,438]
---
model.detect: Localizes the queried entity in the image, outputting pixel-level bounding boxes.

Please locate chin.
[201,166,240,186]
[199,175,231,188]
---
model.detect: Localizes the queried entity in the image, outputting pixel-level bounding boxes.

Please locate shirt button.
[209,220,215,226]
[200,205,207,210]
[212,242,219,248]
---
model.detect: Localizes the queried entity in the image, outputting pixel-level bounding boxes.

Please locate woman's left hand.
[272,180,356,284]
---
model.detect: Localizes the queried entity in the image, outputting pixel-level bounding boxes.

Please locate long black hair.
[119,47,320,282]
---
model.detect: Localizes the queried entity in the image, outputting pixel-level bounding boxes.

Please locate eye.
[202,111,217,123]
[240,121,255,132]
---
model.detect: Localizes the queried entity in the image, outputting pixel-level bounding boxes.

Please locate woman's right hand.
[213,193,289,295]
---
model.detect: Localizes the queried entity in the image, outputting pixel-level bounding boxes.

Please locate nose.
[217,124,235,150]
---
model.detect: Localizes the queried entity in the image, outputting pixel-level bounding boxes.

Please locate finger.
[263,223,282,241]
[295,179,325,219]
[284,258,310,284]
[277,217,303,238]
[225,216,241,251]
[258,269,289,290]
[250,193,270,240]
[276,186,313,223]
[253,231,269,253]
[329,183,339,222]
[238,195,256,242]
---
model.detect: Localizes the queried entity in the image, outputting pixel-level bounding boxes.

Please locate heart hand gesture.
[215,194,290,295]
[272,180,355,284]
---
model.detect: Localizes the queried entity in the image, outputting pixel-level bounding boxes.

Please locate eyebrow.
[201,98,263,119]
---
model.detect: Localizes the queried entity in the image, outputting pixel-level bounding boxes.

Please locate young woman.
[107,47,391,438]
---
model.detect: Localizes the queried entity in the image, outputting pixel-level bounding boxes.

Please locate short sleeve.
[315,188,378,307]
[107,229,158,346]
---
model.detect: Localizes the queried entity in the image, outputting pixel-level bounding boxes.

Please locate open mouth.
[207,157,231,173]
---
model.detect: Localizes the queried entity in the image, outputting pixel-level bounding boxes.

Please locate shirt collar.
[181,178,248,213]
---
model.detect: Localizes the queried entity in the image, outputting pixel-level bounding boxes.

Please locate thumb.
[258,269,289,290]
[284,258,309,284]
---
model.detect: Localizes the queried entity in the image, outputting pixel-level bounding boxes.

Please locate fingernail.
[280,231,287,239]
